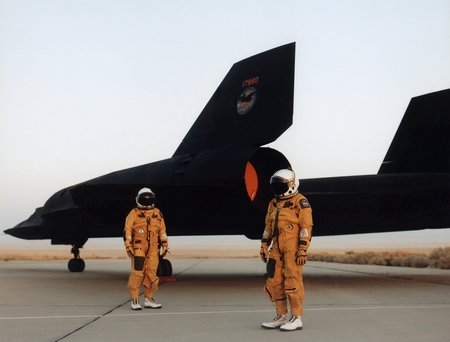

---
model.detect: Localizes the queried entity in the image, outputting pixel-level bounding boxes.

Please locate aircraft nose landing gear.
[68,245,85,272]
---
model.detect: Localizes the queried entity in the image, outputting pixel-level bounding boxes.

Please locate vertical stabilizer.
[173,43,295,157]
[378,88,450,174]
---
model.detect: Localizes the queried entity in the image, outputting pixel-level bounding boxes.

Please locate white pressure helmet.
[270,169,299,199]
[136,187,156,209]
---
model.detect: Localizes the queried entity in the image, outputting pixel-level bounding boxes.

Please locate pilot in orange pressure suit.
[123,188,169,310]
[260,169,313,331]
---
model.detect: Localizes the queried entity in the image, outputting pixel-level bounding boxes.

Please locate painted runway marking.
[1,304,449,321]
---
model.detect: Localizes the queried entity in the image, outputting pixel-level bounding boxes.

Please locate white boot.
[261,314,287,329]
[144,297,162,309]
[280,316,302,331]
[131,299,142,310]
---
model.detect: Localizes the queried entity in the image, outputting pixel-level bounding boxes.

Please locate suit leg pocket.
[133,256,145,271]
[266,258,276,278]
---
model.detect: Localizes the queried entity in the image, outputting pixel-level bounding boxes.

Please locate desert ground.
[1,229,449,265]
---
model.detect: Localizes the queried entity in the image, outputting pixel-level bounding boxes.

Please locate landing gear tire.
[68,244,86,272]
[157,257,172,277]
[163,259,172,276]
[68,258,85,272]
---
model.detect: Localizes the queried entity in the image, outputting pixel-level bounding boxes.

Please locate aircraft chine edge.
[4,42,450,273]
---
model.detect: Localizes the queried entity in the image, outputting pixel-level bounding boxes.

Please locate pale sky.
[1,0,449,235]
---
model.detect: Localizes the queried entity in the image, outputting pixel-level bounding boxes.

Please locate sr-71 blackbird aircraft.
[4,42,450,274]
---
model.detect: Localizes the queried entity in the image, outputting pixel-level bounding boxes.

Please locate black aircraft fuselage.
[4,42,450,272]
[6,44,296,269]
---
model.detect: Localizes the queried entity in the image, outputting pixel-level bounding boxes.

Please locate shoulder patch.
[300,199,310,209]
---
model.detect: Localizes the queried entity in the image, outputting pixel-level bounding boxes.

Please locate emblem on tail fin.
[237,87,257,115]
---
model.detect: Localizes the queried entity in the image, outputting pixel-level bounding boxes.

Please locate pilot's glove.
[126,246,135,258]
[161,245,169,257]
[260,244,269,263]
[295,248,307,266]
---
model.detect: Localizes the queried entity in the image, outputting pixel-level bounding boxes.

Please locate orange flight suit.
[123,207,168,300]
[262,193,313,316]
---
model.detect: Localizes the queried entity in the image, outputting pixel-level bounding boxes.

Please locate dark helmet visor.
[138,193,155,206]
[270,177,288,196]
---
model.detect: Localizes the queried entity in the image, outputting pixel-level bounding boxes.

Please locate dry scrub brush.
[309,247,450,269]
[428,247,450,269]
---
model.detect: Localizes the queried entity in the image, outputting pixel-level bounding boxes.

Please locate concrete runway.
[0,258,449,342]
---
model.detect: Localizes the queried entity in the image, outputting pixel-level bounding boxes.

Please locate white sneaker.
[280,316,302,331]
[144,297,162,309]
[131,299,142,310]
[261,314,287,329]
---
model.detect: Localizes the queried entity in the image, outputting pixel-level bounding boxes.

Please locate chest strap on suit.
[272,201,284,258]
[272,201,280,238]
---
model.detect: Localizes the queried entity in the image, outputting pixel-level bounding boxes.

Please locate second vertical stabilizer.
[378,88,450,174]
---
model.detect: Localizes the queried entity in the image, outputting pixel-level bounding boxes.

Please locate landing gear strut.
[68,245,85,272]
